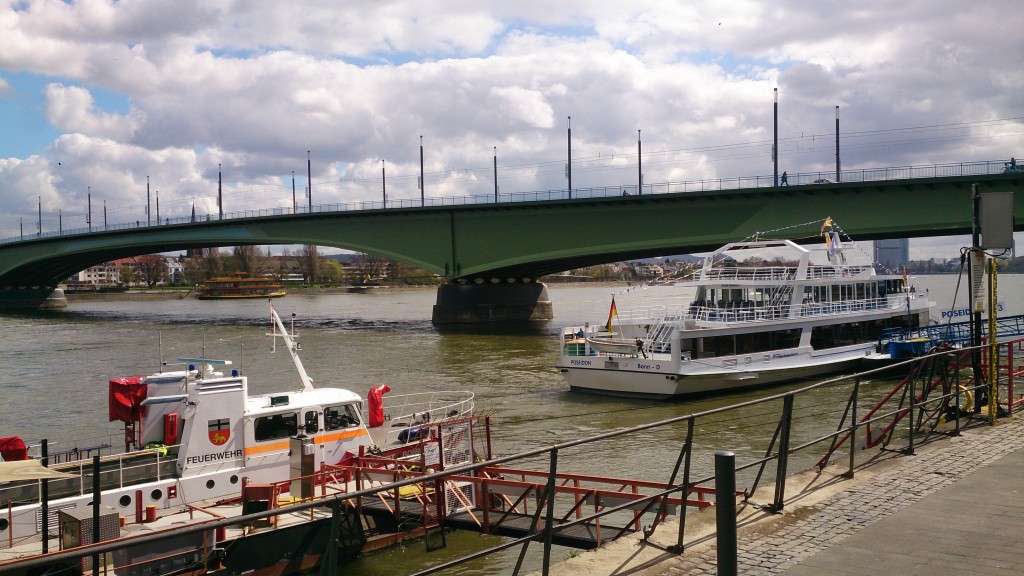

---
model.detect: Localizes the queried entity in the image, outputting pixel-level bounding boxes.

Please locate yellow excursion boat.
[196,272,286,299]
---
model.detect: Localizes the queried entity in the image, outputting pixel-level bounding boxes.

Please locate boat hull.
[559,347,870,400]
[197,290,286,299]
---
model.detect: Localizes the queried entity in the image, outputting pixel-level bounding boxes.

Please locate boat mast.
[268,302,315,391]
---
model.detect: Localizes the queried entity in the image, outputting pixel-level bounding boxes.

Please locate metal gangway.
[887,313,1024,346]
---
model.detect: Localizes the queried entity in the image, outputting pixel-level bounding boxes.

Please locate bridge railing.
[2,159,1015,245]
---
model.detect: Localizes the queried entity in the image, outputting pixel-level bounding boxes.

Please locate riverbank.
[540,413,1024,575]
[63,285,421,302]
[63,280,633,303]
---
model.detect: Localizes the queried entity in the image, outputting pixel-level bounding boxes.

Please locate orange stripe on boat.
[315,428,369,444]
[243,429,368,456]
[244,441,289,456]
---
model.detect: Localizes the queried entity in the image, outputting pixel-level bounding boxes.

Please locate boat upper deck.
[697,263,876,283]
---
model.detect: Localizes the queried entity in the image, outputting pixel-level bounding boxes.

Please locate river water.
[1,274,1020,574]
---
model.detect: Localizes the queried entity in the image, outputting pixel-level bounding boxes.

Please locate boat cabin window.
[324,404,361,430]
[254,413,298,442]
[304,410,319,434]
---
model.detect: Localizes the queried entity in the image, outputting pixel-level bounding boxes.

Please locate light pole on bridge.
[835,106,841,182]
[420,135,425,207]
[147,176,151,226]
[567,116,572,199]
[773,88,778,187]
[638,129,642,195]
[307,151,312,212]
[493,146,498,202]
[381,159,387,206]
[87,188,92,232]
[218,164,223,220]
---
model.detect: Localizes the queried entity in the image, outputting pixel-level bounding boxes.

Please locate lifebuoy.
[956,385,975,413]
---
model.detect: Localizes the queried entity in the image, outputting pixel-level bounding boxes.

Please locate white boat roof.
[245,386,363,414]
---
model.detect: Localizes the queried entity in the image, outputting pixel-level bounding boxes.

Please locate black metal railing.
[4,338,1021,576]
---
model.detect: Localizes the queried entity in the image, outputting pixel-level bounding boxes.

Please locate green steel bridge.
[1,161,1021,321]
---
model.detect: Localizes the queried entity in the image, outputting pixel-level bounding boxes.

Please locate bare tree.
[183,248,224,285]
[301,245,320,285]
[276,248,297,277]
[234,245,270,276]
[134,255,168,288]
[349,252,389,283]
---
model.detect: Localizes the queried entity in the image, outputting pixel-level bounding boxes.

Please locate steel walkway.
[888,313,1024,345]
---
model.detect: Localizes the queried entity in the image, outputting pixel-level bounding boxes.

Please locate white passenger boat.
[557,219,936,399]
[0,303,474,549]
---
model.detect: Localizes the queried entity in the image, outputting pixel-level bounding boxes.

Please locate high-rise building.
[874,238,909,269]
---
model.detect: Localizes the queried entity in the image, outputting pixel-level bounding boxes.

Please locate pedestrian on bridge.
[781,171,789,186]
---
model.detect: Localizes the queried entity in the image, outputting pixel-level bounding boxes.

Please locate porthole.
[119,495,132,507]
[0,518,9,531]
[230,475,239,484]
[206,479,215,490]
[150,489,163,501]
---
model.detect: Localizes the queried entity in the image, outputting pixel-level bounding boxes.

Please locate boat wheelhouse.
[557,219,935,399]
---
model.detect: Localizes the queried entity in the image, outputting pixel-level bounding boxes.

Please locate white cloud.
[0,0,1021,251]
[44,84,141,139]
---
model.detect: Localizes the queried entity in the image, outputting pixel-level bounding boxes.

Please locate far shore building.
[632,262,665,277]
[67,255,183,288]
[873,239,909,271]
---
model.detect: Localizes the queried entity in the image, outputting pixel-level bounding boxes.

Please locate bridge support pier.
[0,287,67,310]
[432,282,553,323]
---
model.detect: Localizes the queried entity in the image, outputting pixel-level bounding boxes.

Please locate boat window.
[304,410,319,434]
[324,404,361,430]
[730,329,802,356]
[254,413,298,442]
[810,317,915,350]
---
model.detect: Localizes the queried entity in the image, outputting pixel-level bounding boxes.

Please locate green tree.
[320,260,344,285]
[119,263,138,286]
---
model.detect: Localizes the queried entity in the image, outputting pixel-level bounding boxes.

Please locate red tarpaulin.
[367,384,391,428]
[0,436,29,461]
[108,376,148,422]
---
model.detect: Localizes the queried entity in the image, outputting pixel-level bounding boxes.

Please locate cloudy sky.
[1,1,1021,258]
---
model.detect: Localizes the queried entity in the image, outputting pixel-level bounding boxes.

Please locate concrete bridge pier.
[431,281,553,323]
[0,287,67,310]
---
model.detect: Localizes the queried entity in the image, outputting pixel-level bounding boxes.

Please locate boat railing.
[24,433,126,464]
[616,305,688,323]
[686,296,907,324]
[699,264,875,282]
[365,391,476,448]
[0,442,180,506]
[700,266,796,282]
[806,264,873,279]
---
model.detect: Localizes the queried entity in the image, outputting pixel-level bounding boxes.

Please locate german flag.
[605,297,618,333]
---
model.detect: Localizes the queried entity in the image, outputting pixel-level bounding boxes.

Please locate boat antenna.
[267,300,314,392]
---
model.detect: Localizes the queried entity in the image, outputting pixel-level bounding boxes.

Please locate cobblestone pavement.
[545,413,1024,576]
[665,415,1024,575]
